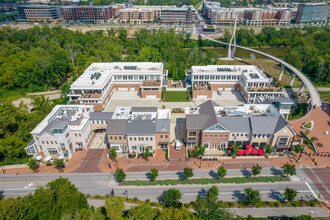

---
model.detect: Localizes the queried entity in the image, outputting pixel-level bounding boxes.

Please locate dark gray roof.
[186,114,210,130]
[198,100,228,130]
[90,112,113,120]
[155,119,170,133]
[106,120,127,135]
[131,107,157,112]
[219,117,251,132]
[38,118,69,137]
[126,120,156,135]
[250,116,288,134]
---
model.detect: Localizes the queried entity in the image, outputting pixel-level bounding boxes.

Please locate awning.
[235,141,242,146]
[260,142,267,147]
[159,142,168,145]
[277,146,288,149]
[187,141,196,144]
[243,141,250,147]
[228,141,235,146]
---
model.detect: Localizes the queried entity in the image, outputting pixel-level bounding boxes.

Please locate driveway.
[71,149,105,173]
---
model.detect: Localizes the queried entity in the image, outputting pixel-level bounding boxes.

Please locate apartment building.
[203,2,239,25]
[25,105,94,159]
[243,9,293,25]
[17,4,62,22]
[295,3,330,24]
[160,6,195,24]
[68,62,167,112]
[106,107,171,157]
[120,8,155,23]
[185,100,296,157]
[189,65,284,103]
[62,6,116,23]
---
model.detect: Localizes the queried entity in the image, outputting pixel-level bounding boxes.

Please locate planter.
[302,121,313,130]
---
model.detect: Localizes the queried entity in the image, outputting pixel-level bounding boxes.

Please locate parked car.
[175,141,181,150]
[217,90,222,95]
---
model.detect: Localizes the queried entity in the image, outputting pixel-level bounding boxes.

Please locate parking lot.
[104,91,245,112]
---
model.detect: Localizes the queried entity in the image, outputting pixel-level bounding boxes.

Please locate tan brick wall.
[201,132,230,149]
[91,123,107,131]
[192,90,212,99]
[107,134,128,147]
[271,126,294,147]
[141,90,162,98]
[155,132,170,149]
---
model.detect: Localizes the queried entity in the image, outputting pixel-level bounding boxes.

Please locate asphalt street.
[0,168,318,203]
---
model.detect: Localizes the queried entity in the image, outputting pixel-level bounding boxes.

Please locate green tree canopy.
[115,168,126,182]
[161,188,182,207]
[104,196,125,220]
[284,187,298,202]
[244,187,261,206]
[217,165,227,178]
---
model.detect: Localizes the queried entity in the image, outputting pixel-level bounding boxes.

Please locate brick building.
[17,4,62,23]
[160,6,195,24]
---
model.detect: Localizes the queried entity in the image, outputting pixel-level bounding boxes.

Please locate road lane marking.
[305,182,319,200]
[24,183,34,188]
[0,180,50,184]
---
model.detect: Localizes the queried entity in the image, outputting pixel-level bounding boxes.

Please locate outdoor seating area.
[167,80,186,89]
[142,80,161,87]
[230,145,265,156]
[193,84,211,91]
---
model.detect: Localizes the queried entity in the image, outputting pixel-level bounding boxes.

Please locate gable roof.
[186,114,210,130]
[126,120,156,135]
[198,100,228,130]
[155,119,170,133]
[219,117,251,133]
[106,120,127,135]
[250,116,288,135]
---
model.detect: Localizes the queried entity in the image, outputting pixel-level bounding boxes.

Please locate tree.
[161,188,182,207]
[282,163,296,176]
[127,204,159,219]
[150,168,159,181]
[193,145,205,168]
[159,206,198,220]
[183,167,194,180]
[143,147,151,161]
[0,198,19,219]
[217,165,227,178]
[27,158,38,171]
[54,159,65,170]
[244,188,261,206]
[104,197,125,220]
[231,144,239,156]
[294,144,303,154]
[264,144,273,155]
[109,147,117,160]
[115,168,126,182]
[284,187,297,202]
[251,164,262,178]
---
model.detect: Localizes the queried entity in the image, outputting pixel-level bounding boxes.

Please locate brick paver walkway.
[303,167,330,201]
[169,145,186,160]
[71,149,105,173]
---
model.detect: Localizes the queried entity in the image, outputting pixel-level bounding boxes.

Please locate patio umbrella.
[244,149,251,155]
[251,149,258,154]
[246,145,253,150]
[257,149,265,155]
[44,156,52,162]
[35,155,42,161]
[237,150,244,156]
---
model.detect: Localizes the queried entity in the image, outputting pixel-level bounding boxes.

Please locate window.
[165,135,168,139]
[46,141,49,144]
[134,137,137,141]
[50,141,53,144]
[241,134,243,136]
[160,135,163,138]
[130,137,132,141]
[212,142,217,148]
[110,136,113,140]
[132,146,137,151]
[60,143,65,147]
[188,131,196,137]
[119,136,121,140]
[219,135,222,138]
[210,135,212,138]
[278,137,289,146]
[112,145,120,151]
[55,141,57,144]
[139,137,141,141]
[48,148,58,156]
[75,134,77,137]
[79,134,81,137]
[224,134,227,138]
[115,136,117,140]
[124,136,126,140]
[150,137,153,141]
[141,137,144,141]
[146,137,148,141]
[215,135,217,138]
[203,142,210,149]
[204,134,207,138]
[245,134,248,137]
[232,134,235,137]
[219,142,226,150]
[42,141,45,144]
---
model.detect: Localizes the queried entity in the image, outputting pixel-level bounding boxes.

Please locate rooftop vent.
[94,72,101,80]
[217,67,231,72]
[249,73,259,79]
[124,66,137,70]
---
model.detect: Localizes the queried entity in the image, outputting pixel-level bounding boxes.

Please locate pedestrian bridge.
[200,34,322,107]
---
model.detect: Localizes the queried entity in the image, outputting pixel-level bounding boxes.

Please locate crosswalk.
[258,161,280,168]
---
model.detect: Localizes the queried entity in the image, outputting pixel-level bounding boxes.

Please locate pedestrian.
[108,162,111,170]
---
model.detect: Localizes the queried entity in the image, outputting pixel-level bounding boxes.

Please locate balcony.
[193,84,211,91]
[80,93,102,99]
[247,86,282,93]
[141,80,161,87]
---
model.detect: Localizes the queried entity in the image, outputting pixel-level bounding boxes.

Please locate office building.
[62,5,116,23]
[295,3,329,24]
[160,6,195,24]
[25,105,94,159]
[68,62,168,111]
[17,4,62,22]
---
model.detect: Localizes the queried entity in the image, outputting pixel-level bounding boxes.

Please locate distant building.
[25,105,94,159]
[295,3,330,24]
[17,4,62,23]
[243,9,293,26]
[62,5,120,24]
[160,6,195,24]
[120,7,157,24]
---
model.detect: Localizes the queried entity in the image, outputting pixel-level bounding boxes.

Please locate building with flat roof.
[185,100,296,158]
[295,3,329,24]
[243,9,294,26]
[188,65,284,103]
[160,5,195,24]
[25,105,94,159]
[17,4,62,22]
[62,5,119,23]
[106,106,171,157]
[68,62,168,112]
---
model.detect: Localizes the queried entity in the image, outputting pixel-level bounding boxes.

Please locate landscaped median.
[120,176,290,186]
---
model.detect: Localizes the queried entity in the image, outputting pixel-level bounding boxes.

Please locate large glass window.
[48,148,58,156]
[278,137,289,146]
[188,131,196,137]
[203,142,210,149]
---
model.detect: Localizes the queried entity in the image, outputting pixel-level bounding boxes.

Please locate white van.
[175,141,181,150]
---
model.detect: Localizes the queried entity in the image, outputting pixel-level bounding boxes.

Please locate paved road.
[200,34,322,107]
[292,87,330,92]
[0,169,318,203]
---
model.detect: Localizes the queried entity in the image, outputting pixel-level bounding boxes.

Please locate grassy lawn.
[121,176,289,186]
[319,91,330,102]
[163,91,190,102]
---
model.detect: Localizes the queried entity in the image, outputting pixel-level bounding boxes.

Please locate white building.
[25,105,93,159]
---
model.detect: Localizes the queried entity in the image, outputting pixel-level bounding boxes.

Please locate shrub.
[115,168,126,182]
[183,167,193,180]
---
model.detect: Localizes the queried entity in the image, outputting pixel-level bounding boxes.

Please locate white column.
[290,73,296,86]
[279,64,285,81]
